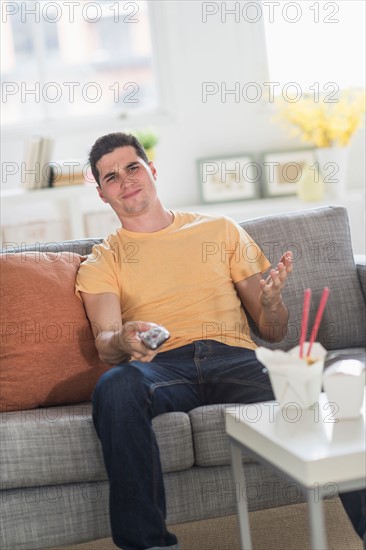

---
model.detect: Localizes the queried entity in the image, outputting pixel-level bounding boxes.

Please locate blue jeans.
[339,490,366,549]
[92,339,365,550]
[92,340,274,550]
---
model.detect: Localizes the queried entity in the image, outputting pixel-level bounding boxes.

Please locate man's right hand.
[119,321,163,362]
[79,292,162,364]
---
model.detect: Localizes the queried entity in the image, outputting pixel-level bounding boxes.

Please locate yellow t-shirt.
[75,211,270,351]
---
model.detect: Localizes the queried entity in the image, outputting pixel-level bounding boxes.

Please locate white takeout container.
[323,359,365,419]
[255,343,327,409]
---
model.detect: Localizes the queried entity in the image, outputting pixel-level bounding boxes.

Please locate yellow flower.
[273,89,366,147]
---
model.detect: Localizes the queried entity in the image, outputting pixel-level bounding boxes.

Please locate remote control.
[139,326,170,350]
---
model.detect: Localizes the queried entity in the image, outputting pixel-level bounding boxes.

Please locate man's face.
[96,146,158,218]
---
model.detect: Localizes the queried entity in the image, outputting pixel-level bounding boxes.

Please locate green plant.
[133,129,159,150]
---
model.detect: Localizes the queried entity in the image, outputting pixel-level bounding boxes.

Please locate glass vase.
[297,163,324,202]
[315,147,350,199]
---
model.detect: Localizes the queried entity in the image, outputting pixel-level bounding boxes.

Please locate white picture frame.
[197,154,260,203]
[262,149,315,197]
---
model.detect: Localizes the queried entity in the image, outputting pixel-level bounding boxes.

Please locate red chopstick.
[306,287,330,358]
[299,288,311,359]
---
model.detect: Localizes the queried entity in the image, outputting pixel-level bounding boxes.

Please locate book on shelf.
[23,136,54,190]
[38,138,54,188]
[49,160,86,187]
[23,136,41,190]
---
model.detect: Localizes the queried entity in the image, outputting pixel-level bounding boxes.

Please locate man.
[74,131,290,550]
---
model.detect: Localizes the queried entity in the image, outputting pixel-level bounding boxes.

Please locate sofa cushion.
[241,206,366,351]
[189,405,256,467]
[4,238,103,256]
[0,252,111,412]
[355,255,366,302]
[153,412,195,473]
[0,403,105,488]
[0,405,195,488]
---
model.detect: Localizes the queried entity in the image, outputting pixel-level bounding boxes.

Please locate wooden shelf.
[1,186,365,254]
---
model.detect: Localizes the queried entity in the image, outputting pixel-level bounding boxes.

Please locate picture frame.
[197,153,260,203]
[262,149,315,197]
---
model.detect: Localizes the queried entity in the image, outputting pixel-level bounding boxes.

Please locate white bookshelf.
[1,185,117,245]
[1,185,365,254]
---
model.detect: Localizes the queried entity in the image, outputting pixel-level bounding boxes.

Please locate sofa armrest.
[355,255,366,302]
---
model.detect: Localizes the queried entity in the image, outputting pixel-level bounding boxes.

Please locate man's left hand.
[259,250,293,308]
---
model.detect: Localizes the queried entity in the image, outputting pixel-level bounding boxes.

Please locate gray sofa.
[1,206,365,550]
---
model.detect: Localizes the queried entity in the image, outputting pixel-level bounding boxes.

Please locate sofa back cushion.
[241,206,366,350]
[0,252,111,412]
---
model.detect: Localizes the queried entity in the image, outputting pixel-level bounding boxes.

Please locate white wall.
[1,0,365,209]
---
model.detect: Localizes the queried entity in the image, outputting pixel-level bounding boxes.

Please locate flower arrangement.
[274,88,366,148]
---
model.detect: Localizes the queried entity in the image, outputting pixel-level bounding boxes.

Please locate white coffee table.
[225,390,365,550]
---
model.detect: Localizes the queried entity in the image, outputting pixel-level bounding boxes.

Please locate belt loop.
[194,339,213,360]
[193,340,201,359]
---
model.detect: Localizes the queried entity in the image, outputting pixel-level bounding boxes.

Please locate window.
[263,0,365,97]
[1,0,158,125]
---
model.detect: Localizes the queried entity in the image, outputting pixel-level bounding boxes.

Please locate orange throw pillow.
[0,252,111,412]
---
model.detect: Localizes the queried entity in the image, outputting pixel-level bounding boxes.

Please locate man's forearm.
[95,330,130,365]
[259,298,289,342]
